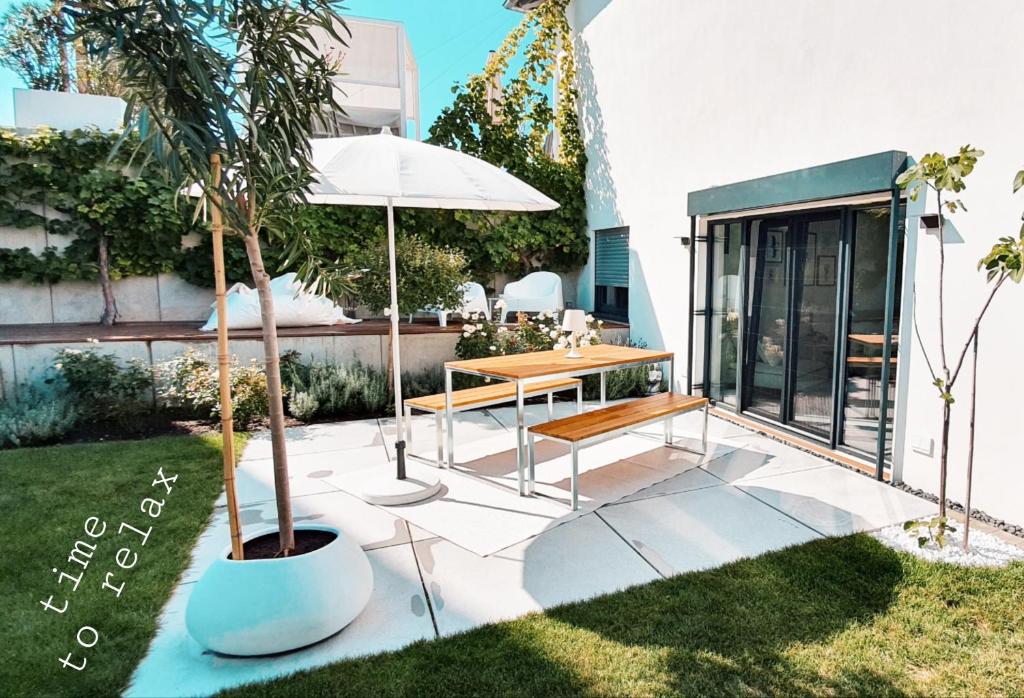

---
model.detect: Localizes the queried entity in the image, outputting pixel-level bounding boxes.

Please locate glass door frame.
[700,190,904,478]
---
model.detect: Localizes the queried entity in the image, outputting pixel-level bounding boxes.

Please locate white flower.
[554,338,567,349]
[462,324,475,332]
[476,323,483,330]
[585,314,594,323]
[597,319,604,326]
[494,299,506,309]
[549,330,558,338]
[497,326,508,334]
[580,338,591,347]
[462,331,472,338]
[545,309,553,316]
[587,329,597,338]
[489,345,497,351]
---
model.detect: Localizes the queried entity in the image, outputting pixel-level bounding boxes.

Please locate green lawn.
[0,434,241,698]
[223,536,1024,698]
[2,436,1023,698]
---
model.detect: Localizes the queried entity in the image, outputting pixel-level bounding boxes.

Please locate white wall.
[568,0,1024,526]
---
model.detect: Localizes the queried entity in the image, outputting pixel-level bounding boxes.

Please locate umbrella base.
[352,462,442,506]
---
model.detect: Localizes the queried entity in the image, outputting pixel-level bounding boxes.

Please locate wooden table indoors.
[444,344,675,495]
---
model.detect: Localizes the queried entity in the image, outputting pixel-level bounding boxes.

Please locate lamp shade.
[561,309,587,333]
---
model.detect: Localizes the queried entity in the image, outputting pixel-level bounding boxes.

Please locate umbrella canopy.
[309,129,558,500]
[307,130,558,211]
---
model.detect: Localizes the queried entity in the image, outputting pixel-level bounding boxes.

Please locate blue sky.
[0,0,522,137]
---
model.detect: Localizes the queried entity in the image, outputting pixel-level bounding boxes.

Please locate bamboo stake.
[210,153,244,561]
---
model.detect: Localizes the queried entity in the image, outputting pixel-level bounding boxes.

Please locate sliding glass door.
[703,201,903,471]
[741,214,841,436]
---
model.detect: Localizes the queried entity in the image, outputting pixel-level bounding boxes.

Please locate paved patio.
[127,402,936,697]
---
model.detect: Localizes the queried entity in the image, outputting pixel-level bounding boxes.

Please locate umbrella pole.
[387,198,407,480]
[210,154,244,560]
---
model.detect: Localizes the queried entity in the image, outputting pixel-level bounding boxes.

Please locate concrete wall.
[568,0,1024,526]
[1,325,631,399]
[13,89,126,132]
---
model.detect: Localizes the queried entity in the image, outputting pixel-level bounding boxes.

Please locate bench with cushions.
[527,392,709,510]
[404,377,583,467]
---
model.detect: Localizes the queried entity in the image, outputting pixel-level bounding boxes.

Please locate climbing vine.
[427,0,588,276]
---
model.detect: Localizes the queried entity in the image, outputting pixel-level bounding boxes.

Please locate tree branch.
[949,273,1008,389]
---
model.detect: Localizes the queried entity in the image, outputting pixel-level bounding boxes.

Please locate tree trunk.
[963,329,979,549]
[98,233,117,326]
[243,232,295,555]
[938,401,949,519]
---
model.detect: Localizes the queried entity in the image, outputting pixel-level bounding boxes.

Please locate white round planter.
[185,525,373,656]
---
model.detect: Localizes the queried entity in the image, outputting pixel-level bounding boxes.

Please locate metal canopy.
[687,150,907,216]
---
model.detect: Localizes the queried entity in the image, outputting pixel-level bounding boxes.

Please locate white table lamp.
[561,309,587,358]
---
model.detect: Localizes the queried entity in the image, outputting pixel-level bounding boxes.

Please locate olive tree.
[71,0,352,556]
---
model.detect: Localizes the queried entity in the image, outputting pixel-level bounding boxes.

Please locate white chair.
[498,271,563,323]
[410,281,491,328]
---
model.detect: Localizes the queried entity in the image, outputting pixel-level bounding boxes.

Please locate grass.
[221,535,1024,698]
[0,434,242,698]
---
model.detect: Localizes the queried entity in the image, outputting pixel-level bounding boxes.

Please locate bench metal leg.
[547,392,554,420]
[527,430,536,495]
[516,380,526,496]
[435,411,444,468]
[599,372,607,406]
[664,415,673,445]
[445,368,454,469]
[576,382,583,414]
[701,404,709,455]
[570,442,579,511]
[404,404,412,444]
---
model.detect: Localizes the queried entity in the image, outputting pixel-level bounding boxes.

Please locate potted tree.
[72,0,372,655]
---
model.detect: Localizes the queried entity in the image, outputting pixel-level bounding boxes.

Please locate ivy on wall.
[0,128,201,284]
[427,0,588,276]
[1,0,587,290]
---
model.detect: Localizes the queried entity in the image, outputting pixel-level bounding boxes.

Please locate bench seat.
[404,377,583,468]
[528,392,709,510]
[405,377,582,413]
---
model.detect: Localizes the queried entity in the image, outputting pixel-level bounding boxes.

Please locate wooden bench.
[527,392,709,510]
[404,377,583,467]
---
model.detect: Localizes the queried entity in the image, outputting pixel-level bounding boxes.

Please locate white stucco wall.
[568,0,1024,526]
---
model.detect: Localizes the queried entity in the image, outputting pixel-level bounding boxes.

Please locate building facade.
[563,0,1024,527]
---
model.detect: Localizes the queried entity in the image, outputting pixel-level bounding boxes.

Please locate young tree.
[0,1,72,91]
[897,148,1024,546]
[72,0,352,556]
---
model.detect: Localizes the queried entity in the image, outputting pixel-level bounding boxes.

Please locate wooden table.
[444,344,675,495]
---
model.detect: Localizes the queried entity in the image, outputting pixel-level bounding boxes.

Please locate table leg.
[600,371,607,406]
[665,360,674,443]
[576,382,583,414]
[516,380,526,496]
[444,368,454,469]
[668,356,675,394]
[435,412,443,468]
[547,392,554,420]
[570,442,579,511]
[527,431,536,495]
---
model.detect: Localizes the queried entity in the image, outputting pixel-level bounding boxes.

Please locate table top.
[445,343,673,380]
[848,333,900,346]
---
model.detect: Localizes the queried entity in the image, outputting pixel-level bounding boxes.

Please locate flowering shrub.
[455,305,603,360]
[53,348,153,428]
[156,348,268,429]
[0,388,79,449]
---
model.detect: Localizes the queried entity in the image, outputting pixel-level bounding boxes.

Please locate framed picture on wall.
[816,255,836,286]
[803,232,817,284]
[765,229,784,263]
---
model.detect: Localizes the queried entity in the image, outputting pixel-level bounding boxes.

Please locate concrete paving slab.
[127,544,433,698]
[598,485,821,577]
[737,465,938,536]
[415,513,660,636]
[243,419,385,460]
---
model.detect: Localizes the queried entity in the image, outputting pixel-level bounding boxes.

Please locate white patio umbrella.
[308,128,558,505]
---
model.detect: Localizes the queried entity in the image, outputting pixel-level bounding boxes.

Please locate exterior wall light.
[675,235,692,247]
[919,213,941,232]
